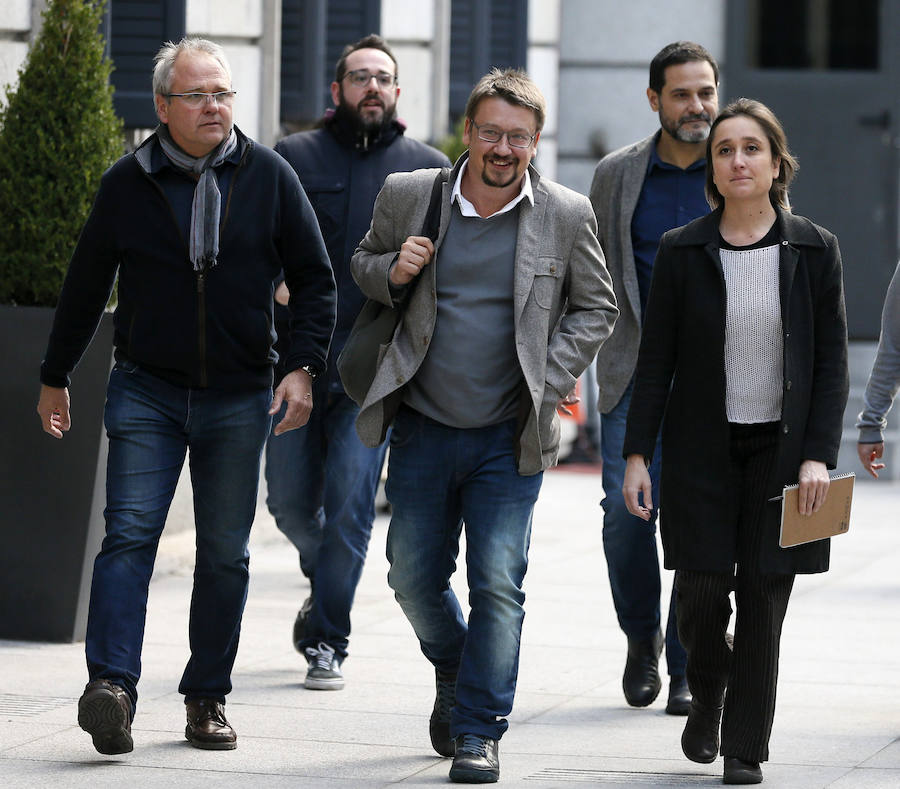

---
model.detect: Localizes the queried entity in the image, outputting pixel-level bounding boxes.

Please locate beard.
[480,156,521,189]
[335,87,396,136]
[660,110,712,143]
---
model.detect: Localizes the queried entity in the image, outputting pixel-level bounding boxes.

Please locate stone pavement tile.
[823,767,900,788]
[0,759,391,789]
[0,641,85,698]
[0,720,72,750]
[4,722,448,782]
[860,739,900,769]
[504,714,685,760]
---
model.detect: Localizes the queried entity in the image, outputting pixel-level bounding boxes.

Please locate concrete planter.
[0,305,114,642]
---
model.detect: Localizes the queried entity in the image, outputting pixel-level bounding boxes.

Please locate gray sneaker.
[304,642,344,690]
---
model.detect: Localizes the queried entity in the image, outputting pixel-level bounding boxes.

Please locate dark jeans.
[85,362,271,712]
[265,383,387,659]
[600,382,686,676]
[385,407,543,741]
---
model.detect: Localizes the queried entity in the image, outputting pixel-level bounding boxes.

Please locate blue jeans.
[385,407,543,741]
[85,362,271,712]
[600,382,686,677]
[266,381,387,659]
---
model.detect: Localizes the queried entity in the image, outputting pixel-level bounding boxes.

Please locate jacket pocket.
[301,176,346,239]
[531,256,563,309]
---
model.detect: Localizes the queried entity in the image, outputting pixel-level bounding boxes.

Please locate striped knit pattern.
[675,422,794,763]
[721,245,783,423]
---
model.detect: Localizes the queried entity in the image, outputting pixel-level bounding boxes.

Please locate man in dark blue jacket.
[267,34,449,691]
[36,38,335,755]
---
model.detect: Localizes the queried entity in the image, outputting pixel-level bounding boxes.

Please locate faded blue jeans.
[600,381,686,677]
[266,382,387,659]
[85,361,271,712]
[385,406,543,741]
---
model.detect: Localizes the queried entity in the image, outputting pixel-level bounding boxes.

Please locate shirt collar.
[451,159,534,218]
[646,136,706,175]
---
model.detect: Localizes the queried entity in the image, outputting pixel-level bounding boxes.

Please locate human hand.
[274,281,290,306]
[556,389,579,416]
[389,236,435,285]
[269,368,313,435]
[797,459,829,515]
[623,454,653,521]
[857,441,885,479]
[37,384,71,439]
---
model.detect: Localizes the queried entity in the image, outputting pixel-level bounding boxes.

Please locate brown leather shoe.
[78,679,134,755]
[185,699,237,750]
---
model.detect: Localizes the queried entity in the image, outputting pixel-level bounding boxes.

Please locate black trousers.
[675,422,794,763]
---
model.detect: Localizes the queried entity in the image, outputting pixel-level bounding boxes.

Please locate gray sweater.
[857,260,900,443]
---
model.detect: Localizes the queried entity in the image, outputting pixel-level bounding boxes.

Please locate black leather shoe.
[429,669,457,757]
[449,734,499,783]
[185,699,237,750]
[623,630,663,706]
[666,675,692,715]
[681,699,723,763]
[292,595,313,653]
[78,679,134,755]
[723,757,763,784]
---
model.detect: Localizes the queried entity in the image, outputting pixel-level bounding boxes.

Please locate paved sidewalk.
[1,469,898,788]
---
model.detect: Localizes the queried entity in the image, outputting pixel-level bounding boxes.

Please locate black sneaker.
[292,595,313,653]
[449,733,499,783]
[77,679,133,755]
[304,642,344,690]
[429,669,457,757]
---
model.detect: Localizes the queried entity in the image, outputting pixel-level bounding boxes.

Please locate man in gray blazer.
[352,68,617,783]
[589,41,719,717]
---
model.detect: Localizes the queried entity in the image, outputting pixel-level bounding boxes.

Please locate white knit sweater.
[720,243,783,423]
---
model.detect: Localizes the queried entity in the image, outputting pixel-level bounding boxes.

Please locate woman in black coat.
[622,98,848,785]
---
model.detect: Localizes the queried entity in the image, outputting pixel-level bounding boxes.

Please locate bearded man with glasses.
[267,34,449,693]
[37,36,335,755]
[350,68,617,783]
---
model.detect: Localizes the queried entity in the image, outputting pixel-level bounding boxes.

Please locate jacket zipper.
[197,270,207,388]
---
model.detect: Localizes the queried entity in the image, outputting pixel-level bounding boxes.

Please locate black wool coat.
[623,208,849,575]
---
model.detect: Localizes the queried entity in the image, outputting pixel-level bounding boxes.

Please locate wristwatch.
[300,365,317,379]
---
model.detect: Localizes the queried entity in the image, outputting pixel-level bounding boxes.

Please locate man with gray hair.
[351,68,617,782]
[36,37,335,754]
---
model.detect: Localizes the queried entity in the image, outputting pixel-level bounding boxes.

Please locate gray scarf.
[156,124,239,271]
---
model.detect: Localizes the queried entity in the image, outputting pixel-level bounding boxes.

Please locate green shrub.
[0,0,123,306]
[436,117,467,165]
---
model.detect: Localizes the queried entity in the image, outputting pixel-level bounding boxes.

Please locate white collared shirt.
[451,159,534,218]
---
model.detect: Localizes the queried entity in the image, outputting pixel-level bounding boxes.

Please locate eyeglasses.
[165,91,237,108]
[343,69,397,89]
[470,121,535,149]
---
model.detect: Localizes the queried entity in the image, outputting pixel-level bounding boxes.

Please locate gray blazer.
[351,156,618,475]
[588,133,656,413]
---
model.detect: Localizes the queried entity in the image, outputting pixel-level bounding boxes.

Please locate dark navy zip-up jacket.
[41,127,336,392]
[273,113,449,389]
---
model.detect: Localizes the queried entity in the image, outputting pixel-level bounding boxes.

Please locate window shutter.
[280,0,380,125]
[108,0,187,128]
[449,0,527,125]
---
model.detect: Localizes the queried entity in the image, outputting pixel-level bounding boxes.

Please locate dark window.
[280,0,380,127]
[751,0,878,70]
[449,0,528,127]
[107,0,187,128]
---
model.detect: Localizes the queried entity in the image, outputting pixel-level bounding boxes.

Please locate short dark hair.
[705,98,799,211]
[649,41,719,94]
[334,33,398,83]
[464,68,546,133]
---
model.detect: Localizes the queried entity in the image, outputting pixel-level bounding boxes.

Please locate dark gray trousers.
[675,422,795,763]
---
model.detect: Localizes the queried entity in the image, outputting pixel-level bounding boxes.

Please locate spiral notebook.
[779,472,855,548]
